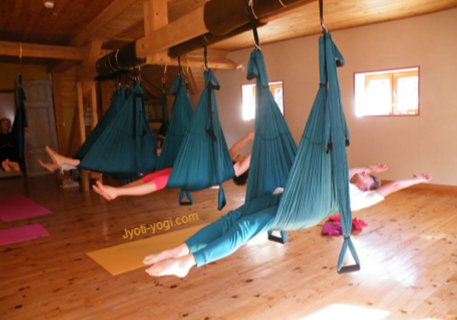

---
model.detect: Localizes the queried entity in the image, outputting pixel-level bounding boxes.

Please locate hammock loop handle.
[179,190,193,205]
[337,237,361,273]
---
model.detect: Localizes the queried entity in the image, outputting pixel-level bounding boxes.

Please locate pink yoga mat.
[0,195,51,222]
[0,224,49,246]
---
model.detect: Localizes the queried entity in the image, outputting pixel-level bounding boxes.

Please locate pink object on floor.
[0,224,49,246]
[0,195,51,222]
[321,214,368,236]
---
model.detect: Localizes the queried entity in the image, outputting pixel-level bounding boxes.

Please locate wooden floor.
[0,174,456,320]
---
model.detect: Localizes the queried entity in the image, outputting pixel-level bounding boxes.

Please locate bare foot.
[145,254,196,278]
[38,160,60,172]
[45,146,64,166]
[10,161,20,172]
[143,243,190,265]
[1,160,11,172]
[92,181,118,200]
[2,159,11,172]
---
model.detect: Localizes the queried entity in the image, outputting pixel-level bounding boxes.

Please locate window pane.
[395,76,418,114]
[366,78,392,115]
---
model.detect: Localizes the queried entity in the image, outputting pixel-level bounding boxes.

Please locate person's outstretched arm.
[229,132,254,160]
[375,173,432,197]
[349,163,388,180]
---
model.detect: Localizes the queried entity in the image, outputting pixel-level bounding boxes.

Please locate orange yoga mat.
[86,224,207,276]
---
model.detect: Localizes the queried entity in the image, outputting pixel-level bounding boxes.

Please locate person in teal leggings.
[143,164,431,279]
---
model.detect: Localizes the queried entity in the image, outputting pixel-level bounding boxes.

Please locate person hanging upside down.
[142,163,432,278]
[37,132,255,200]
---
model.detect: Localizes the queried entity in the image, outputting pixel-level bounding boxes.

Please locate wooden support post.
[76,82,90,192]
[89,83,103,184]
[51,72,67,155]
[90,82,99,129]
[143,0,170,65]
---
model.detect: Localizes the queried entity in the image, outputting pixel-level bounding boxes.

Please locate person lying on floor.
[0,118,22,172]
[37,132,255,200]
[142,163,431,278]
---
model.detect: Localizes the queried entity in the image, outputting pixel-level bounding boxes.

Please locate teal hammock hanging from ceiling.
[269,32,358,273]
[156,74,194,170]
[166,69,234,210]
[74,87,125,160]
[77,81,159,180]
[244,48,298,202]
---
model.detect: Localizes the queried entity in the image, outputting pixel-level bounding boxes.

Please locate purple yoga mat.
[0,195,51,222]
[0,224,49,246]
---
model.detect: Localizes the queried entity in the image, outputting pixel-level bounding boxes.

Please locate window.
[241,81,284,120]
[354,67,419,117]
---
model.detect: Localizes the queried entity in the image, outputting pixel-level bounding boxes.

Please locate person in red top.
[38,133,255,200]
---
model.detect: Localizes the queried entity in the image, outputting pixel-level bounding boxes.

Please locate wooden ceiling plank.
[70,0,145,47]
[144,0,170,64]
[0,40,86,60]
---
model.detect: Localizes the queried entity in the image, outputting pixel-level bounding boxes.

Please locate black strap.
[206,83,217,141]
[243,0,260,49]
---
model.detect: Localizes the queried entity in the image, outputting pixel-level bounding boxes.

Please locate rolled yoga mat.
[86,224,207,276]
[0,194,51,222]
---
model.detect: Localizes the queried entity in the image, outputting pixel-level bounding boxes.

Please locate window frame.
[354,66,420,117]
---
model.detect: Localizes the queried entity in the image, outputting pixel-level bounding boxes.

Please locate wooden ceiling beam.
[143,0,170,65]
[0,40,86,60]
[47,47,112,74]
[135,0,316,59]
[70,0,145,47]
[136,6,207,59]
[165,57,240,70]
[77,40,104,82]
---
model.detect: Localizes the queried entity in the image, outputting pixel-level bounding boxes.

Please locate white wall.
[216,8,457,186]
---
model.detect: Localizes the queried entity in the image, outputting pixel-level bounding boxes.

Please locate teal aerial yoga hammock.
[269,32,357,273]
[157,89,169,139]
[11,87,28,171]
[156,74,194,170]
[74,87,125,160]
[244,49,297,202]
[78,81,159,180]
[166,69,234,210]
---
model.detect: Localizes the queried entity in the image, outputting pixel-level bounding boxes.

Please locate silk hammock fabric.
[11,87,28,171]
[166,69,234,210]
[271,33,358,273]
[78,81,159,180]
[74,87,125,160]
[244,49,298,202]
[157,90,169,138]
[156,75,194,170]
